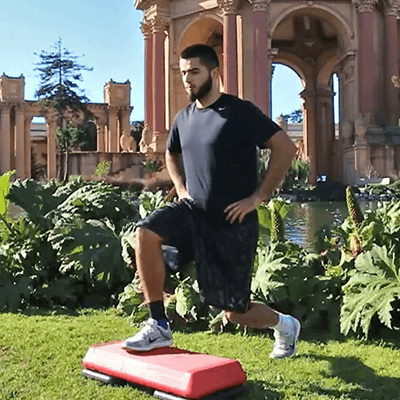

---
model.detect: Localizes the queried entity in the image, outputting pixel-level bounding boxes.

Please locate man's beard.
[188,73,213,102]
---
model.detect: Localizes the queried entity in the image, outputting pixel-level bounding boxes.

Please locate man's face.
[179,57,213,102]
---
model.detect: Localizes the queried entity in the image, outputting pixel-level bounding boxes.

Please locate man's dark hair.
[180,44,219,71]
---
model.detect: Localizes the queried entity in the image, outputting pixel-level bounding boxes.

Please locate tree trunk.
[63,148,69,182]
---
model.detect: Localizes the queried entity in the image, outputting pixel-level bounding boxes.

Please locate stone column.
[338,53,356,124]
[15,105,25,179]
[384,1,399,124]
[96,122,106,152]
[301,87,317,184]
[268,48,278,116]
[151,15,168,152]
[354,116,369,179]
[218,0,239,96]
[354,0,378,120]
[316,87,334,177]
[141,18,154,131]
[24,116,31,178]
[249,0,270,115]
[107,106,118,152]
[385,145,395,177]
[46,116,57,180]
[0,105,11,174]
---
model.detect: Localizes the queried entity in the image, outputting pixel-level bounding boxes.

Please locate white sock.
[271,313,292,334]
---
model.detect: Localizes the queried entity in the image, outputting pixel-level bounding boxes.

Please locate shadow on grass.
[90,377,282,400]
[298,353,400,400]
[242,380,282,400]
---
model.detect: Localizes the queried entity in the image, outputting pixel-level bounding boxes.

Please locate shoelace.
[136,321,158,339]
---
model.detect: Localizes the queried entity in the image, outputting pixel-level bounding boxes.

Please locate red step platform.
[81,341,247,400]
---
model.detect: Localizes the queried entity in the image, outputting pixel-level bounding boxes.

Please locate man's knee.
[224,310,239,324]
[135,227,163,250]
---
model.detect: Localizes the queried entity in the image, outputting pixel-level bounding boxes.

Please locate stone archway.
[171,16,224,123]
[270,4,354,183]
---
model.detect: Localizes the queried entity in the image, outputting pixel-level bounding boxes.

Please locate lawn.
[1,309,399,400]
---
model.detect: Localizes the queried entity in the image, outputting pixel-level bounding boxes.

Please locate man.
[123,44,300,359]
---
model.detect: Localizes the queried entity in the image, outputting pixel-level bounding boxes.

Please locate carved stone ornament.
[217,0,239,14]
[140,19,152,39]
[249,0,270,12]
[0,103,11,113]
[120,130,137,153]
[384,0,399,17]
[139,123,154,153]
[150,15,168,33]
[352,0,378,13]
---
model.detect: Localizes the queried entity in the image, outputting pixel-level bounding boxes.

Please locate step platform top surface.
[82,340,247,399]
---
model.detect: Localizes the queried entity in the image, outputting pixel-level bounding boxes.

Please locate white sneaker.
[122,318,173,352]
[269,316,301,359]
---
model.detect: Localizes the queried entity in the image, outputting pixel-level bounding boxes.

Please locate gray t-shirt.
[167,94,281,213]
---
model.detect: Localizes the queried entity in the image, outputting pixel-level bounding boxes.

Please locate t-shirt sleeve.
[246,102,282,149]
[167,115,182,153]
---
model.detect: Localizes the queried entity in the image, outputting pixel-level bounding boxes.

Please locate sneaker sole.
[122,339,173,352]
[269,317,301,359]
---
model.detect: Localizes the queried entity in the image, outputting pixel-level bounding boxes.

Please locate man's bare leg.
[225,302,301,359]
[224,302,278,328]
[134,227,165,303]
[123,227,173,351]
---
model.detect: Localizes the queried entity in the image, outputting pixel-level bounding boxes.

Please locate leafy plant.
[270,205,285,243]
[346,186,363,228]
[1,177,141,311]
[281,159,311,191]
[95,160,112,177]
[143,159,164,174]
[0,217,60,310]
[251,241,341,332]
[138,191,167,219]
[0,171,15,217]
[257,198,292,238]
[340,245,400,338]
[117,275,148,323]
[7,179,60,229]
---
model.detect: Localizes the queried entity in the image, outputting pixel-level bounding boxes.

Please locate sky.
[1,0,311,124]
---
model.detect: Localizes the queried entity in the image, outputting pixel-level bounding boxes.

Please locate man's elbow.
[277,130,297,158]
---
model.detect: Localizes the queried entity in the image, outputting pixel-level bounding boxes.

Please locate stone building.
[0,74,143,180]
[135,0,400,184]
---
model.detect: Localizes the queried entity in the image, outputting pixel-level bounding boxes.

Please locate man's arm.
[165,150,190,200]
[224,130,297,223]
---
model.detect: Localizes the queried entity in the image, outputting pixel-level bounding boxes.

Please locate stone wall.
[65,152,146,179]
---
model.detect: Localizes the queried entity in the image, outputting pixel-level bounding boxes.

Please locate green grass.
[1,309,400,400]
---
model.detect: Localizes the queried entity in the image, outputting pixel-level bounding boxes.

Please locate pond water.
[285,201,379,251]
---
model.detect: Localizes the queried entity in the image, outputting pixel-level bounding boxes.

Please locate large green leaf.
[8,179,59,228]
[340,245,400,337]
[175,277,201,321]
[49,218,132,286]
[0,171,16,217]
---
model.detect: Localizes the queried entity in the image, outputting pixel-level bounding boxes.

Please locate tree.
[34,37,93,125]
[34,37,93,179]
[283,108,303,123]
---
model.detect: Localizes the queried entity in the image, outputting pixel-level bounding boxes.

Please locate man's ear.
[211,67,220,81]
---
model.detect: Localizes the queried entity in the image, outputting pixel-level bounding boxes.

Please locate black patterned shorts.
[136,198,258,313]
